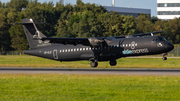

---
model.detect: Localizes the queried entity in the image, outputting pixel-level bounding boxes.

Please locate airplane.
[14,18,174,67]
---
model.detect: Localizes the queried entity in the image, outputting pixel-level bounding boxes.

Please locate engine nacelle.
[88,38,102,47]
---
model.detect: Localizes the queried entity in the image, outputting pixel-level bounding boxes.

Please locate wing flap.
[40,37,90,46]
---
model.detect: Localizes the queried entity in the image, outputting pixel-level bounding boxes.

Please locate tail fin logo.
[38,40,42,43]
[33,31,39,39]
[33,31,42,43]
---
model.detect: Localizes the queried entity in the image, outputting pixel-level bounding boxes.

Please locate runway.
[0,67,180,75]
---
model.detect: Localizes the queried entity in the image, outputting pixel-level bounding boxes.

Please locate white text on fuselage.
[122,48,149,55]
[44,51,52,54]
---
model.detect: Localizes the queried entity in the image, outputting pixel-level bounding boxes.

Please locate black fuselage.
[17,19,174,67]
[24,35,174,62]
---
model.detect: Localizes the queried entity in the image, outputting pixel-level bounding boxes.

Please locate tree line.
[0,0,180,53]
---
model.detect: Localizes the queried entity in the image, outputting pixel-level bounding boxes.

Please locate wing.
[115,31,163,38]
[38,31,163,46]
[40,37,90,46]
[132,31,163,36]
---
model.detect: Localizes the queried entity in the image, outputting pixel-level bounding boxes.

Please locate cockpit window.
[159,37,167,41]
[152,37,167,42]
[152,39,159,42]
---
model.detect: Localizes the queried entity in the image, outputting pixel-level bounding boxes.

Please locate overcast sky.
[1,0,157,16]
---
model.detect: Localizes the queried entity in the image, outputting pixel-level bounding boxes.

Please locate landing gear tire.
[162,53,167,60]
[162,57,167,60]
[109,60,117,66]
[90,61,98,68]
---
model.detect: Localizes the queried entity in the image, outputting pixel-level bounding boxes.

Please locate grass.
[0,55,180,68]
[1,56,180,100]
[0,74,180,101]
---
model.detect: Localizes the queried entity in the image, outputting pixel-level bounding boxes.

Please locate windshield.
[151,37,167,42]
[160,37,167,41]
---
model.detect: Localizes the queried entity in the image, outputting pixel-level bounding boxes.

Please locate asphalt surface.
[0,67,180,75]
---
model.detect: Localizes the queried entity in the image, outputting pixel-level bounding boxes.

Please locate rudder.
[20,19,50,49]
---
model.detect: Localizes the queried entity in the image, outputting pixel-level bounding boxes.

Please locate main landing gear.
[90,60,117,68]
[162,53,167,60]
[90,61,98,68]
[109,60,117,66]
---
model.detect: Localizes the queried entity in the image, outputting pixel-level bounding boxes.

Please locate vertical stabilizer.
[21,19,50,49]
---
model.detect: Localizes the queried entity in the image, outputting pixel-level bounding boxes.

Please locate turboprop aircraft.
[14,19,174,67]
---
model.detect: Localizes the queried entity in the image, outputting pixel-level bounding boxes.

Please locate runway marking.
[0,67,180,75]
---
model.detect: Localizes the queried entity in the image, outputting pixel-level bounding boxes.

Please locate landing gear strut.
[109,60,117,66]
[162,53,167,60]
[90,61,98,68]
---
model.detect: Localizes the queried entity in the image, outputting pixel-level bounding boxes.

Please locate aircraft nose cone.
[167,43,174,51]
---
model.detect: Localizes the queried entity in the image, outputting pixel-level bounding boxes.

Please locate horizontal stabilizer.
[12,22,46,25]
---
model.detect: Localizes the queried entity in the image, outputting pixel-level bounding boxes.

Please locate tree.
[1,0,180,54]
[136,14,154,33]
[0,8,12,52]
[9,21,28,54]
[122,15,136,35]
[168,18,180,44]
[98,11,136,37]
[6,0,28,12]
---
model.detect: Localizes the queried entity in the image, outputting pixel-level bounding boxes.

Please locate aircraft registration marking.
[44,51,52,54]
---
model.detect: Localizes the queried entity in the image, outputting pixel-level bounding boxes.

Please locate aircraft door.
[53,49,58,59]
[119,39,124,55]
[119,40,123,47]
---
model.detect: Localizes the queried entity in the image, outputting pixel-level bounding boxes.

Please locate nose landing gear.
[162,57,167,60]
[162,53,167,60]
